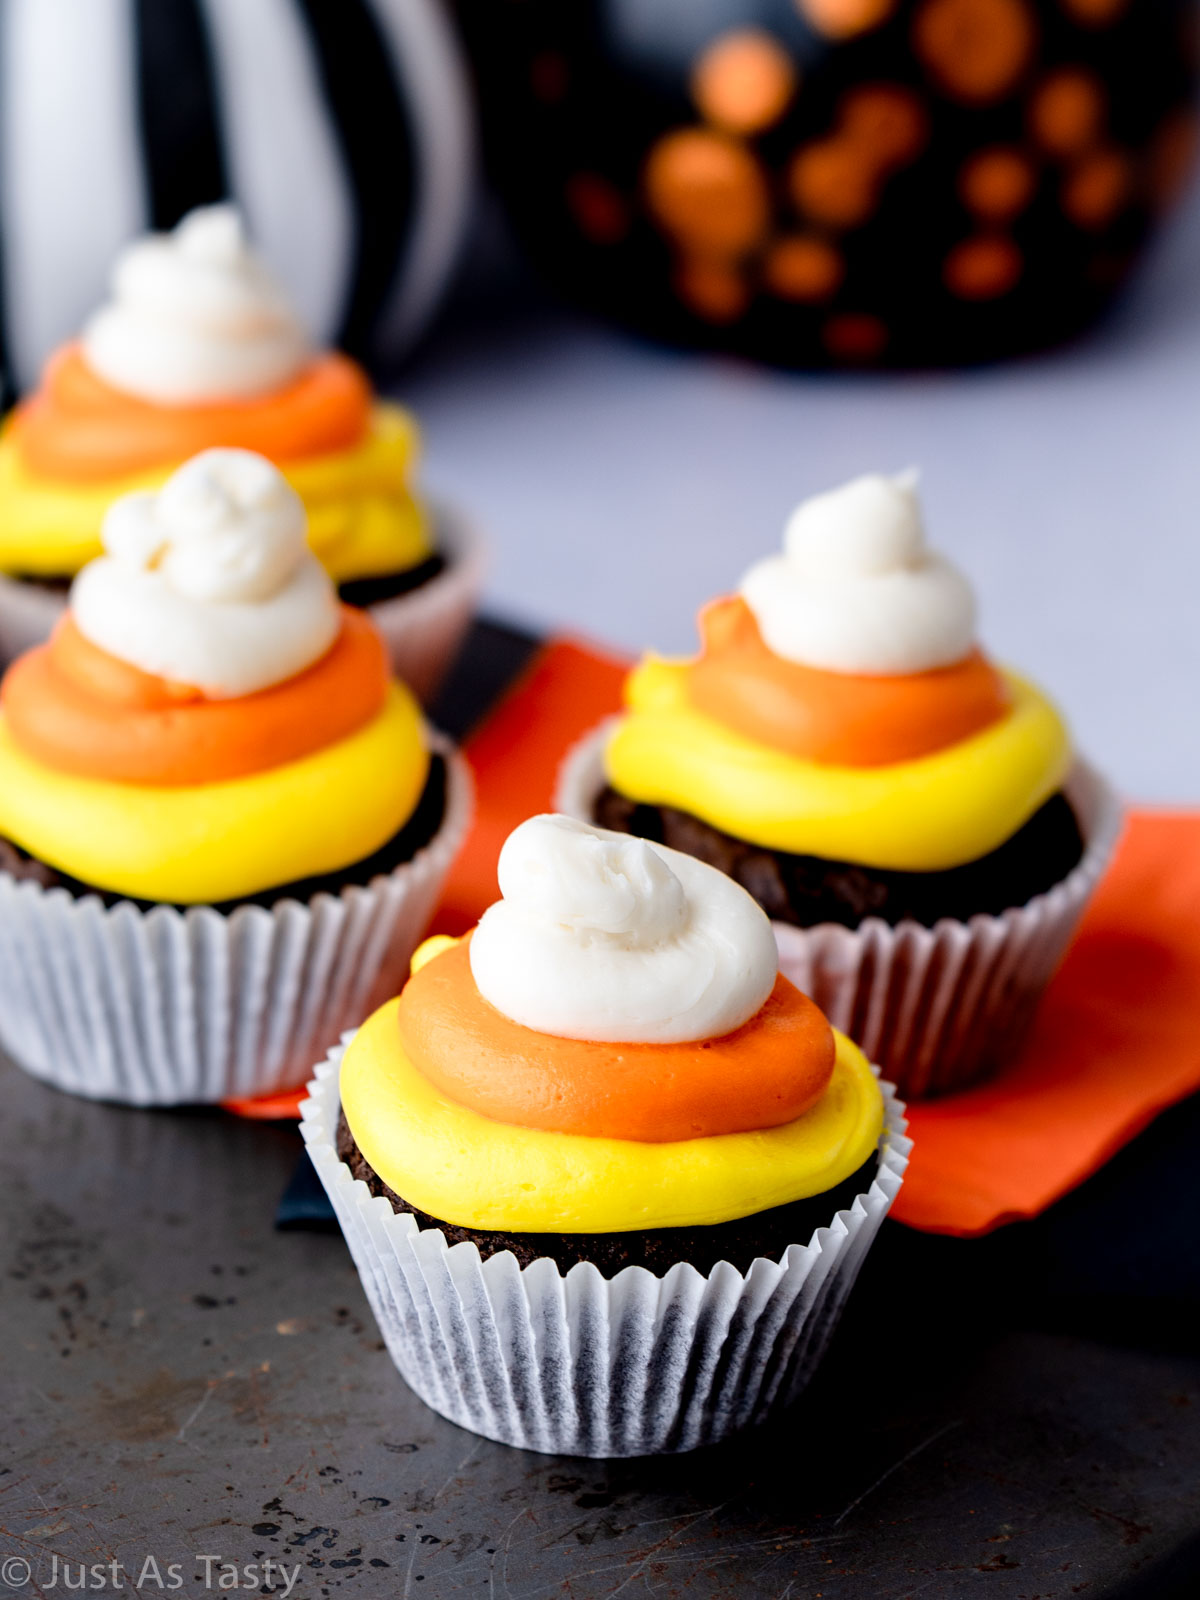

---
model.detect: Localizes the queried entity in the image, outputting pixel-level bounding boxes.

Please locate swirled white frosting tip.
[740,469,977,676]
[174,203,247,263]
[469,814,779,1044]
[74,449,339,698]
[81,203,310,404]
[782,470,923,576]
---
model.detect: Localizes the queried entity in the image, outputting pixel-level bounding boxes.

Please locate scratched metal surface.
[2,623,1200,1599]
[3,1059,1200,1599]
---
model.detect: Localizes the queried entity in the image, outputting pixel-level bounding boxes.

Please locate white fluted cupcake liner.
[300,1043,908,1458]
[0,737,472,1106]
[556,725,1122,1100]
[0,571,67,661]
[369,500,487,704]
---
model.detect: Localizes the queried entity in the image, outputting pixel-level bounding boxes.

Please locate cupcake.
[301,813,908,1456]
[0,205,484,698]
[0,448,471,1104]
[558,472,1120,1098]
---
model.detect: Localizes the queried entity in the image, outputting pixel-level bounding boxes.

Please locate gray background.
[404,176,1200,805]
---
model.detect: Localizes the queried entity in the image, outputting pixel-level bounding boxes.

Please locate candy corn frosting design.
[0,449,429,903]
[0,206,432,586]
[604,472,1072,874]
[340,815,883,1233]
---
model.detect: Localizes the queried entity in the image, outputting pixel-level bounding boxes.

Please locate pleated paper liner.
[0,736,472,1105]
[368,501,487,704]
[556,721,1122,1099]
[0,568,68,661]
[300,1039,909,1457]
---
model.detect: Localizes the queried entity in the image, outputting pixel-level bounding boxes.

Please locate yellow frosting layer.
[0,403,433,584]
[340,998,883,1233]
[0,683,429,903]
[605,660,1071,872]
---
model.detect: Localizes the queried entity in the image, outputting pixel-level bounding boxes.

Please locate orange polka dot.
[839,84,930,170]
[1147,110,1198,210]
[565,172,630,244]
[1029,68,1106,158]
[763,236,845,301]
[1062,148,1132,228]
[789,138,879,228]
[692,29,797,135]
[1060,0,1128,23]
[822,312,888,360]
[914,0,1037,105]
[675,257,751,323]
[944,234,1023,298]
[796,0,897,39]
[959,146,1037,220]
[644,128,770,257]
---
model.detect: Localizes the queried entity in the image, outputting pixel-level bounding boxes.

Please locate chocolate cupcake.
[558,472,1120,1097]
[0,449,471,1104]
[302,814,907,1456]
[0,205,484,698]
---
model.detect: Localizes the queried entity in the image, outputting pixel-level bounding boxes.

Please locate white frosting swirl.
[81,205,310,404]
[469,815,778,1044]
[739,470,977,675]
[71,449,341,698]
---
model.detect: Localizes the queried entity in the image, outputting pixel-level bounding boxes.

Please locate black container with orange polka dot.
[453,0,1197,366]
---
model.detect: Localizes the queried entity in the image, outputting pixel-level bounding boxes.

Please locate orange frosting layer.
[2,606,388,786]
[688,596,1011,765]
[12,346,371,483]
[396,939,836,1142]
